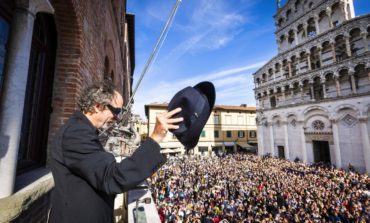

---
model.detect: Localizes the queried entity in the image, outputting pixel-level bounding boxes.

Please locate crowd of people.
[148,153,370,223]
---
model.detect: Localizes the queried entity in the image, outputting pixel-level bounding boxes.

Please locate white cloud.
[132,60,266,118]
[160,0,248,62]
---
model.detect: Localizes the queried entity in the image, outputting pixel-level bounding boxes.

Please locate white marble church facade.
[253,0,370,173]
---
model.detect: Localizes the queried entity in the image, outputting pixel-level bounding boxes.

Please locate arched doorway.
[313,141,331,163]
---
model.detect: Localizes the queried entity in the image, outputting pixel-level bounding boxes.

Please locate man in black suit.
[49,80,182,223]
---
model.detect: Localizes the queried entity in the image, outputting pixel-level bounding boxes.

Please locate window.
[214,130,219,138]
[226,131,232,138]
[249,131,257,138]
[198,146,208,154]
[201,130,206,137]
[214,115,220,124]
[17,13,57,173]
[0,14,10,96]
[238,131,245,138]
[270,96,277,108]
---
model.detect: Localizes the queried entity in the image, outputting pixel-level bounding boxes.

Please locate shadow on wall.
[0,135,9,159]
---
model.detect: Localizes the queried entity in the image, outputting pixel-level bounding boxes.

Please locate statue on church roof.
[276,0,281,9]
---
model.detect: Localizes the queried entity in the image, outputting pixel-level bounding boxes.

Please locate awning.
[237,142,254,148]
[160,148,182,153]
[160,148,172,153]
[247,140,258,144]
[224,142,235,146]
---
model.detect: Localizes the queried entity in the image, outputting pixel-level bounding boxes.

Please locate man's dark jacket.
[49,111,166,223]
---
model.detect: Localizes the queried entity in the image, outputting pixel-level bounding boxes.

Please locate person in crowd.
[150,153,370,222]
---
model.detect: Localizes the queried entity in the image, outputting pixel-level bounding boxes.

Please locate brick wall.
[48,0,129,144]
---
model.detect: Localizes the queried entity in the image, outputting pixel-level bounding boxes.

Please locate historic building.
[253,0,370,173]
[0,0,134,221]
[145,103,257,156]
[133,114,149,141]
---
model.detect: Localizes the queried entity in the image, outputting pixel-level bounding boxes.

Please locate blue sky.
[127,0,370,119]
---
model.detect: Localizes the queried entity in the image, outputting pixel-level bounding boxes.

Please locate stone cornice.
[255,52,369,93]
[256,92,370,112]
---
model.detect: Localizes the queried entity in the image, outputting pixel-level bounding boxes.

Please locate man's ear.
[94,104,105,112]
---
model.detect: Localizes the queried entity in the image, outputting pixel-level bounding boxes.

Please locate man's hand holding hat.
[150,107,183,143]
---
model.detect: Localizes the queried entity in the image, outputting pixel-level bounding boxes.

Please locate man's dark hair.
[78,80,116,113]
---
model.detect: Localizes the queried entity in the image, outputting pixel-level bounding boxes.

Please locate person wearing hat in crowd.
[49,79,185,223]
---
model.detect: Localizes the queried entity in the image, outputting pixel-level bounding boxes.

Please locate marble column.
[310,84,315,101]
[290,85,295,104]
[359,117,370,174]
[281,88,286,105]
[0,0,54,198]
[326,9,333,28]
[298,120,307,163]
[300,86,304,102]
[294,29,299,45]
[349,71,357,94]
[307,52,312,70]
[314,15,320,35]
[345,35,352,57]
[318,47,323,67]
[269,122,275,156]
[267,91,271,108]
[283,121,290,160]
[341,2,349,21]
[322,82,327,98]
[335,75,341,97]
[257,124,264,156]
[304,23,308,39]
[288,60,292,78]
[362,32,368,52]
[331,119,342,169]
[331,41,337,63]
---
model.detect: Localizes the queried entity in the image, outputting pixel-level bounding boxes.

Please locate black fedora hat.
[167,81,216,148]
